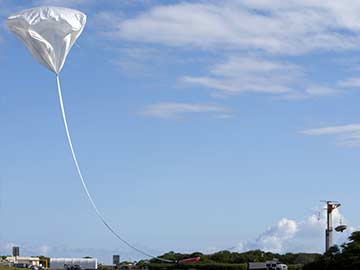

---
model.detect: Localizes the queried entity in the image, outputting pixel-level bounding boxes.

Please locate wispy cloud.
[182,56,298,96]
[181,56,344,99]
[33,0,90,6]
[109,47,176,76]
[301,124,360,147]
[338,77,360,88]
[103,1,360,54]
[282,85,343,100]
[305,86,342,97]
[301,124,360,135]
[91,1,360,100]
[140,102,231,119]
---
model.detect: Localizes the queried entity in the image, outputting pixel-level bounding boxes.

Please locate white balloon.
[7,6,86,74]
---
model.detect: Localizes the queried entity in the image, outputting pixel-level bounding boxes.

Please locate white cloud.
[92,2,360,100]
[281,86,343,100]
[305,86,342,97]
[182,56,343,98]
[338,77,360,88]
[91,11,125,32]
[108,47,178,77]
[214,114,235,119]
[141,102,231,119]
[301,124,360,136]
[235,207,355,253]
[301,124,360,147]
[33,0,89,6]
[182,56,298,96]
[249,218,298,253]
[104,1,360,54]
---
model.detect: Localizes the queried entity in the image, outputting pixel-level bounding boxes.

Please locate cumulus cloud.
[301,124,360,147]
[236,217,300,253]
[251,218,298,253]
[140,102,232,119]
[235,207,355,253]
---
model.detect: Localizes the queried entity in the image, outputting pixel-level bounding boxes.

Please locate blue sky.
[1,0,360,263]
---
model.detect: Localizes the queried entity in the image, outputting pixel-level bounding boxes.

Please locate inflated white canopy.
[7,6,86,74]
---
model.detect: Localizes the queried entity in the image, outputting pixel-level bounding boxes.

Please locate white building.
[50,258,97,270]
[6,256,41,267]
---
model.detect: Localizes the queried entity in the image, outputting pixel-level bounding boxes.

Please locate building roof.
[6,257,40,261]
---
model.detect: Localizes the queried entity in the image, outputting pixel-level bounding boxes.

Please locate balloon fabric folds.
[7,6,86,74]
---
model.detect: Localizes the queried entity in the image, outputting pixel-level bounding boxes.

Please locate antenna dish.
[335,225,347,232]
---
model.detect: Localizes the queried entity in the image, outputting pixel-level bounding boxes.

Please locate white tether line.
[56,75,173,263]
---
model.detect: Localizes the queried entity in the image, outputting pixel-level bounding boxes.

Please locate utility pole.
[325,201,341,252]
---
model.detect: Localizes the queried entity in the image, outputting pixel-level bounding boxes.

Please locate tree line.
[144,231,360,269]
[303,231,360,270]
[139,249,320,269]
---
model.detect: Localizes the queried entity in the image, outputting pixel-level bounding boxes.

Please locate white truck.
[248,259,288,270]
[50,258,97,270]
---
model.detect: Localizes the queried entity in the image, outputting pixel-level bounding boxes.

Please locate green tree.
[304,231,360,270]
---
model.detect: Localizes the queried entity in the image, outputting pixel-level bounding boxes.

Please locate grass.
[0,266,25,270]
